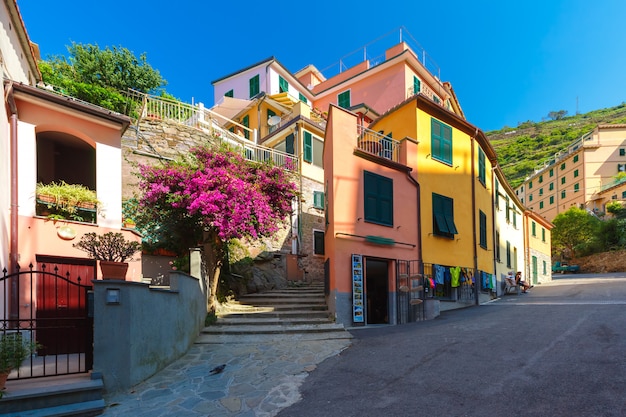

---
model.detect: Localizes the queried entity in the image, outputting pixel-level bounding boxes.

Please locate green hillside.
[486,103,626,188]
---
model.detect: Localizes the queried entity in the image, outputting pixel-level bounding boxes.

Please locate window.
[574,183,580,192]
[506,241,511,268]
[224,89,233,98]
[543,260,547,275]
[549,182,554,191]
[549,168,554,177]
[433,96,441,105]
[539,188,543,196]
[561,190,566,199]
[432,193,458,238]
[495,231,501,262]
[299,93,308,104]
[621,148,625,156]
[573,155,579,163]
[249,75,260,98]
[532,221,536,237]
[313,191,324,209]
[495,181,500,208]
[618,164,626,172]
[542,228,546,242]
[539,175,543,183]
[505,196,510,222]
[623,191,626,199]
[313,230,325,255]
[529,181,533,189]
[513,211,517,228]
[550,196,554,204]
[413,76,421,94]
[539,201,544,209]
[479,210,487,249]
[561,163,566,170]
[478,148,486,185]
[431,119,453,164]
[273,133,295,156]
[242,115,250,139]
[279,76,289,93]
[364,171,393,226]
[561,177,566,185]
[574,169,579,178]
[303,131,323,168]
[529,194,533,202]
[338,90,350,109]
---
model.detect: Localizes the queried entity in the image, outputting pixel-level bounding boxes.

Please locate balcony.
[356,125,401,163]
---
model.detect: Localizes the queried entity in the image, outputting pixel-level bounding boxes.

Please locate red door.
[36,255,95,356]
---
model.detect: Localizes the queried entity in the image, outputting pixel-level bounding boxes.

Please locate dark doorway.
[366,258,389,324]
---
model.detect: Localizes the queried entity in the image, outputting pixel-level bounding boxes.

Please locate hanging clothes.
[434,264,445,285]
[450,266,461,287]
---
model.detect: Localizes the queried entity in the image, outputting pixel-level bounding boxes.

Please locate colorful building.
[516,124,626,222]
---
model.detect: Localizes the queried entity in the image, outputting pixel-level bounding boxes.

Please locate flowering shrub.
[136,145,298,311]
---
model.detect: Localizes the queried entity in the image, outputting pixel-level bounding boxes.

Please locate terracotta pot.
[0,371,9,390]
[99,261,129,280]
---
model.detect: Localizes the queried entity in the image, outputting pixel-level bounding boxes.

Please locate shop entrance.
[365,258,389,324]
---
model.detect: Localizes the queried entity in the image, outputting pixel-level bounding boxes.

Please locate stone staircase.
[0,373,105,416]
[197,282,352,343]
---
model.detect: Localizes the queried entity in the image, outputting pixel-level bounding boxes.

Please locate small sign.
[352,254,364,323]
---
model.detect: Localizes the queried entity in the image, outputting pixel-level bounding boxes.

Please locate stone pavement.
[100,334,352,417]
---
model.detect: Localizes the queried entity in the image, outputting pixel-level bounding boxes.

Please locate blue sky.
[17,0,626,132]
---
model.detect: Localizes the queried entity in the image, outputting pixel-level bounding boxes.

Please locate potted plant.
[73,232,142,280]
[36,181,101,223]
[0,332,37,391]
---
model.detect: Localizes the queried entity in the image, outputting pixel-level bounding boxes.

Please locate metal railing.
[356,125,401,163]
[125,90,298,171]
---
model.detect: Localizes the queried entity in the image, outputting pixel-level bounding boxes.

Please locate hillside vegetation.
[486,103,626,188]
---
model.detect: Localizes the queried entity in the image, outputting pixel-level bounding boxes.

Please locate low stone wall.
[93,261,206,393]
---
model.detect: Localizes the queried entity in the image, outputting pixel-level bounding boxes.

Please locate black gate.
[396,260,425,324]
[1,262,93,381]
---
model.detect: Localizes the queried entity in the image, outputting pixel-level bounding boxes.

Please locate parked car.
[552,261,580,274]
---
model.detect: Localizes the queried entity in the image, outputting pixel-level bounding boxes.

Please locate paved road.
[278,273,626,417]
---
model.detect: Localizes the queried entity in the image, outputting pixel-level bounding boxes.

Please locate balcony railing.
[356,125,401,163]
[125,90,297,172]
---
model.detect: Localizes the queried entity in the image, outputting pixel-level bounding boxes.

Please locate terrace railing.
[356,125,401,163]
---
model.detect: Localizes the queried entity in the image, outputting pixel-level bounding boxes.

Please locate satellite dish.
[268,115,281,126]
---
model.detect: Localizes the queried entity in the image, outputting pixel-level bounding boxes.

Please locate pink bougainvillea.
[136,145,298,312]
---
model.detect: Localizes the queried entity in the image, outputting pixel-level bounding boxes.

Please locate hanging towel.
[450,266,461,287]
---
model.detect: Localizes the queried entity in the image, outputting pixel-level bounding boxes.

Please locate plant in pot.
[73,232,142,280]
[36,181,101,223]
[0,332,38,393]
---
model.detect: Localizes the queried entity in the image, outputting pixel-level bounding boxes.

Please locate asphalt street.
[278,273,626,417]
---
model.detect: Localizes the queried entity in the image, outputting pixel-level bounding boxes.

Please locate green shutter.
[313,191,325,209]
[249,75,260,98]
[285,134,295,155]
[242,115,250,140]
[279,76,289,93]
[431,119,452,164]
[364,171,393,226]
[479,211,487,248]
[413,76,421,94]
[478,148,486,184]
[299,93,308,104]
[338,90,350,109]
[224,89,233,98]
[303,131,313,163]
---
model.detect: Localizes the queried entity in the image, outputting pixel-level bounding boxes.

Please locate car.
[552,261,580,274]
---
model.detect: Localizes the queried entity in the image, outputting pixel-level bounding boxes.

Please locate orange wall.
[324,105,419,294]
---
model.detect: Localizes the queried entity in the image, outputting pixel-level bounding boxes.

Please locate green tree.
[40,42,166,113]
[552,207,600,258]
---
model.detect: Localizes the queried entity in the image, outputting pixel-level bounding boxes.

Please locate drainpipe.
[6,83,18,276]
[471,130,479,305]
[6,82,19,321]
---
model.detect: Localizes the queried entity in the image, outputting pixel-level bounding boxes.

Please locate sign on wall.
[352,254,364,323]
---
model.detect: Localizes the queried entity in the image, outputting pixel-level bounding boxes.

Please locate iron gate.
[396,260,425,324]
[1,262,94,381]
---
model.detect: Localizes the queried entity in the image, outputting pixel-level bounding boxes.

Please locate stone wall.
[298,176,326,282]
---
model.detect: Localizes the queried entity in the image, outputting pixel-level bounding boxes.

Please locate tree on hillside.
[40,42,166,113]
[548,110,568,120]
[552,207,600,258]
[135,145,298,313]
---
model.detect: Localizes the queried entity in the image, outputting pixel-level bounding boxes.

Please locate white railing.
[126,90,297,171]
[356,125,401,163]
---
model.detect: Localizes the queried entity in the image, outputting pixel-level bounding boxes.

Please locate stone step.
[1,373,104,416]
[219,303,328,312]
[221,311,330,319]
[196,331,352,344]
[200,322,347,335]
[217,316,331,326]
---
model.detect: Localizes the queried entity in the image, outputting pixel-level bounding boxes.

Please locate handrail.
[356,125,401,163]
